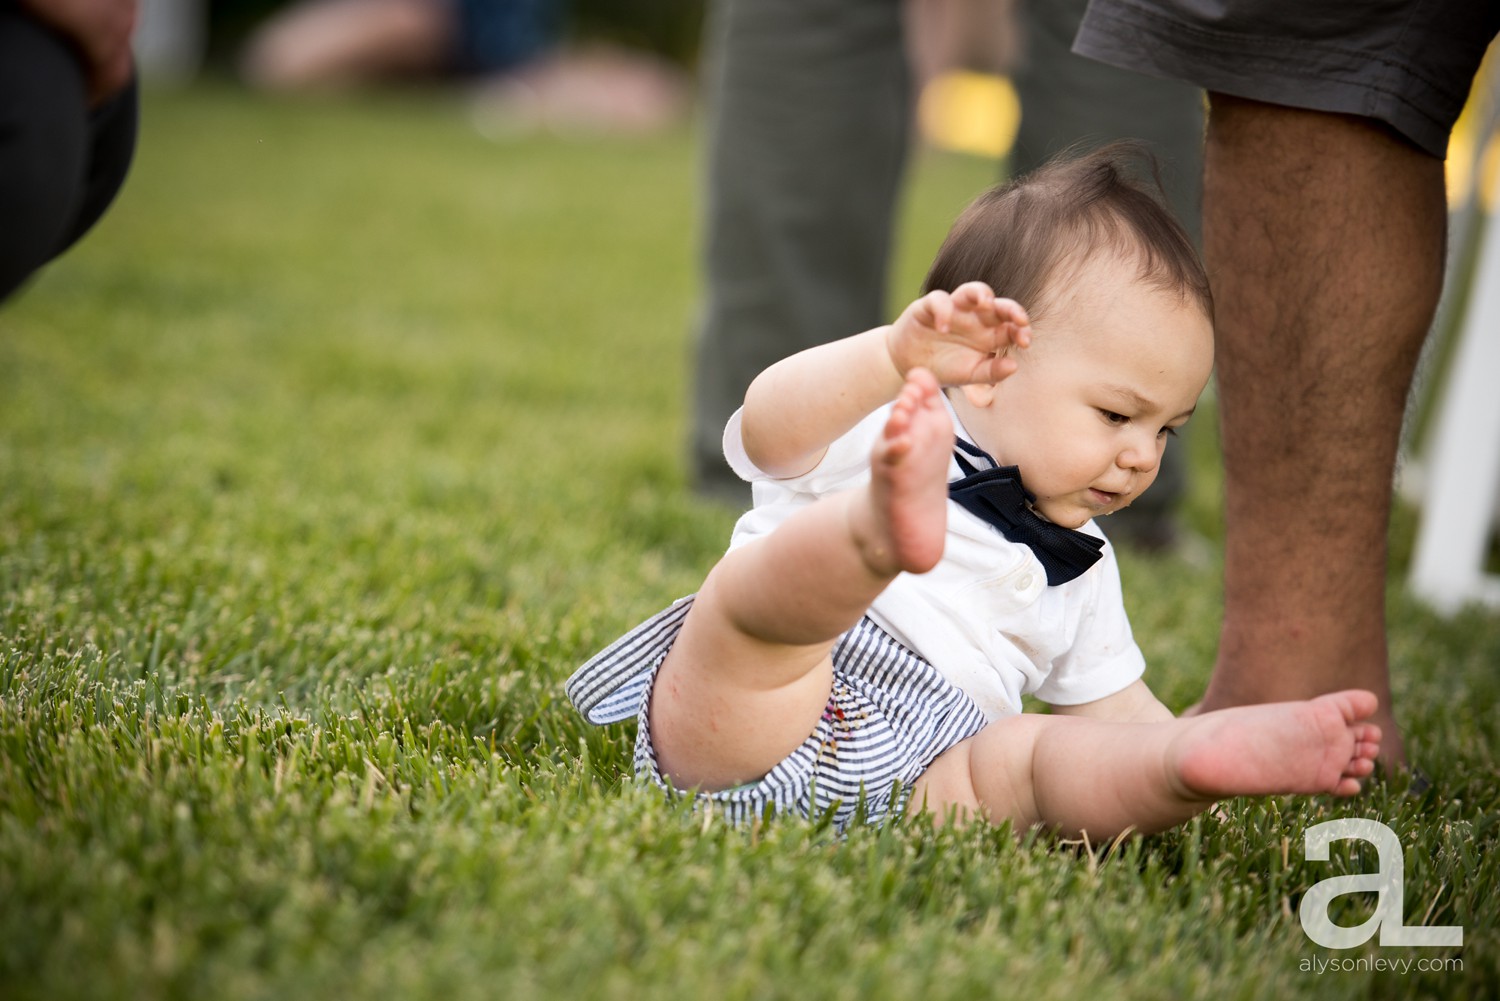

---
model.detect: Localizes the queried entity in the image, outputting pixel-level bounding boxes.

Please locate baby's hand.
[887,281,1032,388]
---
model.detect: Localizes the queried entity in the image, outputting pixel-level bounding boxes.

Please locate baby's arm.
[741,282,1032,478]
[1048,679,1175,722]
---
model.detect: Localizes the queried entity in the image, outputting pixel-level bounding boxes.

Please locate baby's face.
[957,252,1214,529]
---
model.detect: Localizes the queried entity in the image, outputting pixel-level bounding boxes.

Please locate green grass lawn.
[1,84,1495,1000]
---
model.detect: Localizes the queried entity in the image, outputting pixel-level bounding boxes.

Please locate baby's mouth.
[1089,487,1122,509]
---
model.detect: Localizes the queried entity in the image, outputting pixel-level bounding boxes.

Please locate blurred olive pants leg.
[1013,0,1205,545]
[688,0,1204,533]
[690,0,912,504]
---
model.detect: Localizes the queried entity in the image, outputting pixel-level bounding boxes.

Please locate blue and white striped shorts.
[566,595,990,833]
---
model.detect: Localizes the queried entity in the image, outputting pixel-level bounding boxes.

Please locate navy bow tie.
[947,439,1105,586]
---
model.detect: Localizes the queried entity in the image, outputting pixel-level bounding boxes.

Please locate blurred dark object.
[1,1,138,303]
[569,0,702,66]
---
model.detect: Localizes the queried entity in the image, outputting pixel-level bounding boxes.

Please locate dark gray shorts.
[1074,0,1500,157]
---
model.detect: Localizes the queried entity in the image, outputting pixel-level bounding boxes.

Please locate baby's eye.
[1158,426,1180,439]
[1100,410,1129,426]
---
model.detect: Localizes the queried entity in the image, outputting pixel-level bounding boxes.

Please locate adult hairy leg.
[1196,95,1448,767]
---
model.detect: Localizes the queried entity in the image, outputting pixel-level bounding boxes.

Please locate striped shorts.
[566,595,990,833]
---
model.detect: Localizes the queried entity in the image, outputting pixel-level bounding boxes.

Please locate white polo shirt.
[723,400,1146,720]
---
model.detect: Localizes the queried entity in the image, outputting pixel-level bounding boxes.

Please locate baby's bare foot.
[850,369,953,577]
[1168,690,1383,800]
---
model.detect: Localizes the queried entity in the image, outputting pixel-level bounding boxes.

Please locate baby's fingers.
[912,289,955,332]
[950,281,997,314]
[974,351,1021,386]
[992,296,1033,348]
[950,283,1032,346]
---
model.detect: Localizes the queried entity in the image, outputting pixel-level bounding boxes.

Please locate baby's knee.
[908,736,986,826]
[960,716,1055,828]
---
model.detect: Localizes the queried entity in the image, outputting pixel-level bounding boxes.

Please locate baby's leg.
[651,370,953,791]
[915,691,1382,837]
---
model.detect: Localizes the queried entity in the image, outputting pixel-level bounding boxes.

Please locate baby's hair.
[921,140,1212,323]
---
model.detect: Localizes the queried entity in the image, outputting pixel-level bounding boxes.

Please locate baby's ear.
[959,382,999,408]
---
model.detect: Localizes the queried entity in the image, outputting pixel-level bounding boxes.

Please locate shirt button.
[1016,574,1034,590]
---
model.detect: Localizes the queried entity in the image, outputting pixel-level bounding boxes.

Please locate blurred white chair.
[1408,49,1500,615]
[1410,211,1500,614]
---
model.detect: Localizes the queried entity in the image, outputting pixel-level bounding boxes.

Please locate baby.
[568,144,1380,838]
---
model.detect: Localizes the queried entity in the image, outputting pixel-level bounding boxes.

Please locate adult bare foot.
[1169,690,1383,800]
[850,368,954,576]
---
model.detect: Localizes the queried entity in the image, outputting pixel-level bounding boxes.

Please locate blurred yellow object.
[918,70,1021,159]
[1446,100,1478,208]
[1445,43,1499,213]
[1480,132,1500,213]
[1447,109,1499,214]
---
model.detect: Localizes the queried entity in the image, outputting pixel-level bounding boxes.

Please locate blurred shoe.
[470,45,691,139]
